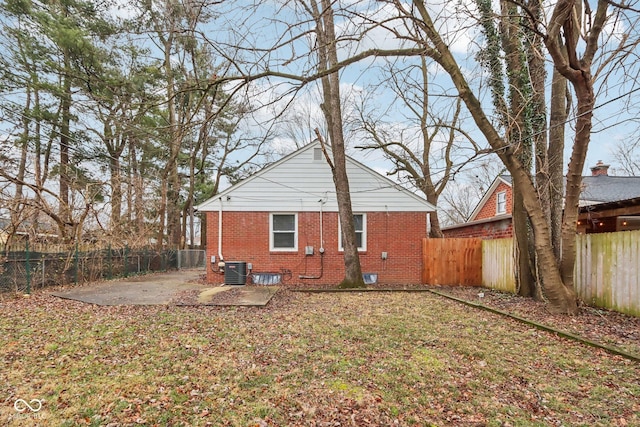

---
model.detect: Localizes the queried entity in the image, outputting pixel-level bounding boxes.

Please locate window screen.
[340,214,366,251]
[272,214,296,250]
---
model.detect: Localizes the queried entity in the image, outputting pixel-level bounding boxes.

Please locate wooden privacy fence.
[427,232,640,316]
[575,230,640,316]
[482,238,516,293]
[422,238,482,285]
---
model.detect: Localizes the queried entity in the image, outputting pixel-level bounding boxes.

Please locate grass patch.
[1,291,638,425]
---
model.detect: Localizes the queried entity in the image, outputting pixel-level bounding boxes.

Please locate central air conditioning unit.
[224,261,247,285]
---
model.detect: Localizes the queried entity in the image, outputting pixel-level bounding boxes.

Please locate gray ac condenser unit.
[224,261,247,285]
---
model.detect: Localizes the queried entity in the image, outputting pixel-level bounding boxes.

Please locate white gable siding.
[197,143,435,213]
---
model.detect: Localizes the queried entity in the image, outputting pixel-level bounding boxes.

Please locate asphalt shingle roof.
[580,176,640,205]
[498,173,639,206]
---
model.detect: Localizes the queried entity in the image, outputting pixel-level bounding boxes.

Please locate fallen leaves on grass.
[1,289,639,426]
[435,285,640,356]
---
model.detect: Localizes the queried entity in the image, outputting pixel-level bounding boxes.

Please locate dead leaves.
[1,289,639,425]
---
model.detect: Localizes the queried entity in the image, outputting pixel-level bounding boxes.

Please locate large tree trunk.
[11,88,30,227]
[500,0,537,297]
[106,126,125,232]
[109,155,122,230]
[548,68,568,262]
[508,166,578,313]
[513,193,536,297]
[160,17,183,250]
[526,0,548,301]
[59,49,72,225]
[314,0,364,288]
[544,0,604,308]
[559,79,594,293]
[428,210,444,238]
[157,179,167,250]
[412,0,578,313]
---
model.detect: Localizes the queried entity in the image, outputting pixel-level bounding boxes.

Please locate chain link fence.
[0,247,179,294]
[177,249,206,269]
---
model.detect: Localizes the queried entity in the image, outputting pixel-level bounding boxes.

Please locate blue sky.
[1,0,637,184]
[214,0,639,180]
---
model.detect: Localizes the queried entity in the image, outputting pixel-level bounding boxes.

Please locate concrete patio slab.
[51,270,277,307]
[51,270,206,306]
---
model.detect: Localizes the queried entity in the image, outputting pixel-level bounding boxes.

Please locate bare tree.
[355,55,486,237]
[392,0,639,313]
[475,0,539,297]
[439,159,505,225]
[308,0,365,288]
[612,139,640,175]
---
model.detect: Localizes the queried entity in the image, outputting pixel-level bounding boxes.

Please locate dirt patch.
[171,285,278,306]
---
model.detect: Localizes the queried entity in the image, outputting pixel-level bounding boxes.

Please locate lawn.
[1,290,639,426]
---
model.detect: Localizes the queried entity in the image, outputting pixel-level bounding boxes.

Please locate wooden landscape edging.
[427,289,640,363]
[292,288,433,293]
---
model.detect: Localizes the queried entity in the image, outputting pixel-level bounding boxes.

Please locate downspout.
[218,197,224,267]
[319,195,325,252]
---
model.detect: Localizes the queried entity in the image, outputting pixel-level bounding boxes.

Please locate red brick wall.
[442,218,513,239]
[205,211,427,285]
[474,183,512,220]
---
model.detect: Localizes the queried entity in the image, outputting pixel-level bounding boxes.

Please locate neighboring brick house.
[442,175,514,239]
[443,161,640,238]
[196,142,436,286]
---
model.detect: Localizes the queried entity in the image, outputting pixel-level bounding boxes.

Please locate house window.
[339,213,366,251]
[496,191,507,214]
[313,147,323,161]
[270,213,297,251]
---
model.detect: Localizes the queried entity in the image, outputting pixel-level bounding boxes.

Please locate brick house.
[442,175,514,239]
[196,142,436,286]
[443,161,640,238]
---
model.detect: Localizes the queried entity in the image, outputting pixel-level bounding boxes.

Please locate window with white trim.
[270,213,297,251]
[339,213,366,251]
[496,191,507,214]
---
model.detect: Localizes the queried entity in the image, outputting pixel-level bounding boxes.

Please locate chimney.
[590,160,609,176]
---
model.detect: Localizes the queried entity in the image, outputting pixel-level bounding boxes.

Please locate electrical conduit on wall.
[299,197,326,279]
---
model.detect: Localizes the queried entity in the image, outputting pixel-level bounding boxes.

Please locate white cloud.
[333,1,480,61]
